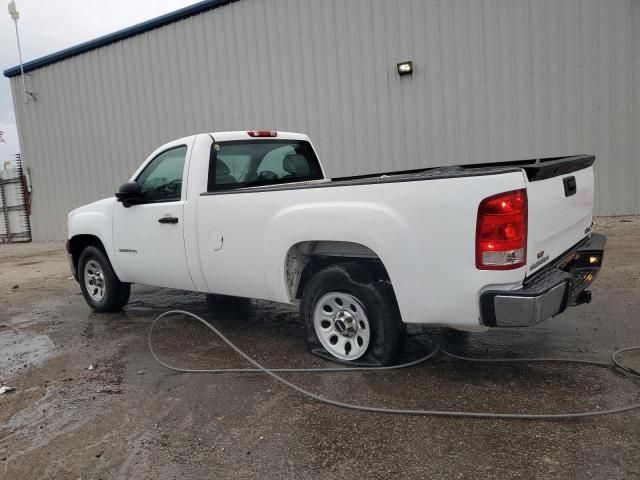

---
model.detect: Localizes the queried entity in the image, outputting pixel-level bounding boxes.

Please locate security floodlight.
[397,61,413,76]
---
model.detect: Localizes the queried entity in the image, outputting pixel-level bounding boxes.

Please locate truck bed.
[201,155,595,196]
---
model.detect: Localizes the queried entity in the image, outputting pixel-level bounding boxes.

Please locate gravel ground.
[0,240,63,259]
[0,216,639,479]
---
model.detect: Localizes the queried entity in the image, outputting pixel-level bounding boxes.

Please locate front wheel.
[78,246,130,312]
[299,263,406,366]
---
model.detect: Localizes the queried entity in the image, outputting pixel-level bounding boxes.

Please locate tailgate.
[524,155,595,276]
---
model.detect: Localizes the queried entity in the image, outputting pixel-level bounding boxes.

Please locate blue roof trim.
[3,0,237,77]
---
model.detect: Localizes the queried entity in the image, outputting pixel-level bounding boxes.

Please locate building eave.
[3,0,238,78]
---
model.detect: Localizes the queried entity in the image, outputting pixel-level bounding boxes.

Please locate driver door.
[112,144,195,290]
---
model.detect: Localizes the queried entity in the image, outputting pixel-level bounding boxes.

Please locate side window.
[136,146,187,202]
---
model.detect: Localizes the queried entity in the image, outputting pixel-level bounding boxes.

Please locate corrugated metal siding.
[9,0,640,240]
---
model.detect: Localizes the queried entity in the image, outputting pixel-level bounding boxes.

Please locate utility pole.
[8,0,28,105]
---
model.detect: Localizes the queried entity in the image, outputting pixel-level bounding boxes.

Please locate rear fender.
[262,201,419,320]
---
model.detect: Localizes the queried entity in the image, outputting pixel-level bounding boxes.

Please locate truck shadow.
[111,286,627,416]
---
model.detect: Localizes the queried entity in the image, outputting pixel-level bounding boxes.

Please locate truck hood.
[68,197,116,218]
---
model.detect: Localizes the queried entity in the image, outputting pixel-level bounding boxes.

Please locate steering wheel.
[162,179,182,195]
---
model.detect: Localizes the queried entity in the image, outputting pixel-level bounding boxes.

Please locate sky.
[0,0,200,166]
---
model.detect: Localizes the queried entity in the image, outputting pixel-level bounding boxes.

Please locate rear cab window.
[207,140,324,192]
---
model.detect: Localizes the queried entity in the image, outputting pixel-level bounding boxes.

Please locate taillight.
[247,130,277,137]
[476,189,527,270]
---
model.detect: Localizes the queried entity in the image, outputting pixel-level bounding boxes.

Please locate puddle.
[0,329,56,379]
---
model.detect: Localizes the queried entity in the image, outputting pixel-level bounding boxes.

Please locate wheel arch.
[284,240,394,302]
[67,234,119,282]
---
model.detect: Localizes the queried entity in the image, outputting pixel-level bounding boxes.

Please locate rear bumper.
[480,233,606,327]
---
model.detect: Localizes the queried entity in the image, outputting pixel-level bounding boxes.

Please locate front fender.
[67,198,121,278]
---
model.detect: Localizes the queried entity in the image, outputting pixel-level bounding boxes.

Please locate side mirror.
[116,181,141,207]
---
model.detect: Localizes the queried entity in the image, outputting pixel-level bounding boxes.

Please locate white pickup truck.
[67,131,605,365]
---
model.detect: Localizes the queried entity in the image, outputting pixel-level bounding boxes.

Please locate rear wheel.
[300,263,406,366]
[78,246,130,312]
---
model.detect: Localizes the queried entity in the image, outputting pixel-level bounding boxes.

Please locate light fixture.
[8,0,29,105]
[397,61,413,76]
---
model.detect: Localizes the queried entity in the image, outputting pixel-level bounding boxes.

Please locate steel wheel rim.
[313,292,371,361]
[84,259,106,302]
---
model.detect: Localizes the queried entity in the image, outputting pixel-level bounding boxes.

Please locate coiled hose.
[149,310,640,420]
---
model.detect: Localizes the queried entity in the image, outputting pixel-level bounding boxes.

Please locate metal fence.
[0,154,32,243]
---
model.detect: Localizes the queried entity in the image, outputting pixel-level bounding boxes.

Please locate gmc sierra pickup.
[67,130,605,365]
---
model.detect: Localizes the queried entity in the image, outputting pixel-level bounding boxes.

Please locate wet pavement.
[0,217,639,479]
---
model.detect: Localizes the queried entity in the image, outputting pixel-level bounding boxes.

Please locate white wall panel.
[9,0,640,239]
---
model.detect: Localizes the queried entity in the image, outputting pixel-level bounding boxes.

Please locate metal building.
[5,0,640,240]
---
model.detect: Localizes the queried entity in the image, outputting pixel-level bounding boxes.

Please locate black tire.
[299,263,406,366]
[206,294,253,318]
[78,245,130,312]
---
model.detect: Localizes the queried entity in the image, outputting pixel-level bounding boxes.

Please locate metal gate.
[0,154,32,243]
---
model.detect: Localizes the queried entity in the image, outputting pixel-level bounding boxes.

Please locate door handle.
[563,176,577,197]
[158,216,179,224]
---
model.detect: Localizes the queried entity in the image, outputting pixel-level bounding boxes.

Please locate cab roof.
[209,131,310,142]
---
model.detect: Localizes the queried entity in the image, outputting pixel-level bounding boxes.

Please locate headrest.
[216,159,231,176]
[282,154,309,176]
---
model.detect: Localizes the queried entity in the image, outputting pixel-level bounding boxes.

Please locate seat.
[282,154,310,179]
[208,159,236,190]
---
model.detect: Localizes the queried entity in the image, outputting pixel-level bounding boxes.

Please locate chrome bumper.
[480,233,606,327]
